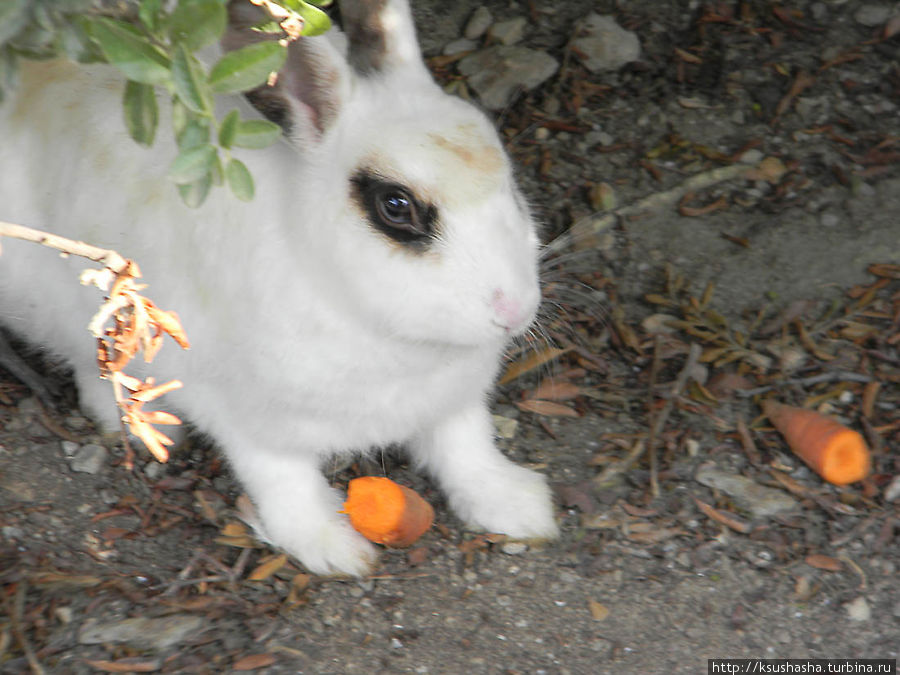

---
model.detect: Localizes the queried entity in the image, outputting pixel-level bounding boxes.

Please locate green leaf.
[89,17,171,86]
[208,41,286,94]
[138,0,163,34]
[233,119,281,149]
[178,173,212,208]
[226,158,254,201]
[218,109,240,148]
[177,118,210,150]
[210,152,224,186]
[58,18,104,63]
[169,143,217,184]
[169,0,227,52]
[0,0,30,47]
[249,20,283,35]
[122,80,158,146]
[0,49,17,102]
[171,97,189,139]
[294,1,331,37]
[7,21,57,59]
[171,43,212,115]
[274,0,331,36]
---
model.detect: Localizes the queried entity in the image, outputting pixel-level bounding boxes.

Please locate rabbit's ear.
[224,2,351,143]
[339,0,431,80]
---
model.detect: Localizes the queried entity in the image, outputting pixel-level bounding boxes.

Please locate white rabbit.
[0,0,557,575]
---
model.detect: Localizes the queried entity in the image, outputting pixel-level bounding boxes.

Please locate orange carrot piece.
[763,400,871,485]
[341,477,434,547]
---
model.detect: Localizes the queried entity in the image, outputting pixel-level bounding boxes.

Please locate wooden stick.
[545,164,751,254]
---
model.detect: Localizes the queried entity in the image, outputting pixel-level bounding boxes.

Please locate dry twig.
[6,582,45,675]
[545,164,751,254]
[0,221,189,466]
[594,343,702,487]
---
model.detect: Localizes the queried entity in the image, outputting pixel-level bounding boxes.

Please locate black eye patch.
[350,171,437,249]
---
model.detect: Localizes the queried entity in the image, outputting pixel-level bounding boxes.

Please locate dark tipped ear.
[223,1,350,142]
[338,0,430,79]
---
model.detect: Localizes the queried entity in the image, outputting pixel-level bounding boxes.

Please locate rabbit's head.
[230,0,540,347]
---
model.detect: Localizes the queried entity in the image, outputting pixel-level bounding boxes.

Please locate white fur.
[0,3,557,575]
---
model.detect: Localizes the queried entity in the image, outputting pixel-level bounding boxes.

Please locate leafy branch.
[0,0,332,206]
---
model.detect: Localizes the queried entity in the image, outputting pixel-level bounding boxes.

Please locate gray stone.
[572,14,641,73]
[844,596,871,622]
[695,464,800,519]
[458,46,559,110]
[810,3,828,22]
[443,37,477,56]
[464,6,493,40]
[500,541,528,555]
[883,474,900,503]
[492,414,519,439]
[739,148,764,165]
[60,440,80,457]
[1,525,24,540]
[69,443,108,474]
[78,615,206,650]
[16,396,40,420]
[144,460,165,480]
[854,5,892,27]
[488,17,527,46]
[65,414,90,431]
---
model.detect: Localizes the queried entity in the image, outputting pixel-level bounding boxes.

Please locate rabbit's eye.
[377,189,416,228]
[351,171,436,248]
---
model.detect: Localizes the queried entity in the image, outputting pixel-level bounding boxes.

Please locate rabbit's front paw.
[447,463,558,540]
[259,510,378,577]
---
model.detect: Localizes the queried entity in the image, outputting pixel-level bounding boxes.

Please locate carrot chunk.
[763,400,871,485]
[341,477,434,547]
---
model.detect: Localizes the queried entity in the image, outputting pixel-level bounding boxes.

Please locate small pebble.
[492,414,518,439]
[464,6,493,40]
[1,525,24,540]
[882,474,900,503]
[65,414,90,431]
[144,461,165,480]
[443,38,477,56]
[60,440,80,457]
[69,443,108,474]
[739,148,764,165]
[98,488,119,505]
[55,607,74,624]
[854,5,891,27]
[810,2,828,22]
[500,541,528,555]
[845,596,871,622]
[571,14,641,73]
[488,17,527,46]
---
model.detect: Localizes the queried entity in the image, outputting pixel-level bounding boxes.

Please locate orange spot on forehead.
[358,123,509,211]
[427,130,504,176]
[424,123,507,207]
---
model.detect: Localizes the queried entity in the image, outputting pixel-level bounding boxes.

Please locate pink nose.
[492,289,525,332]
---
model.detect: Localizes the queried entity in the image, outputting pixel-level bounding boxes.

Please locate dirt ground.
[1,1,899,673]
